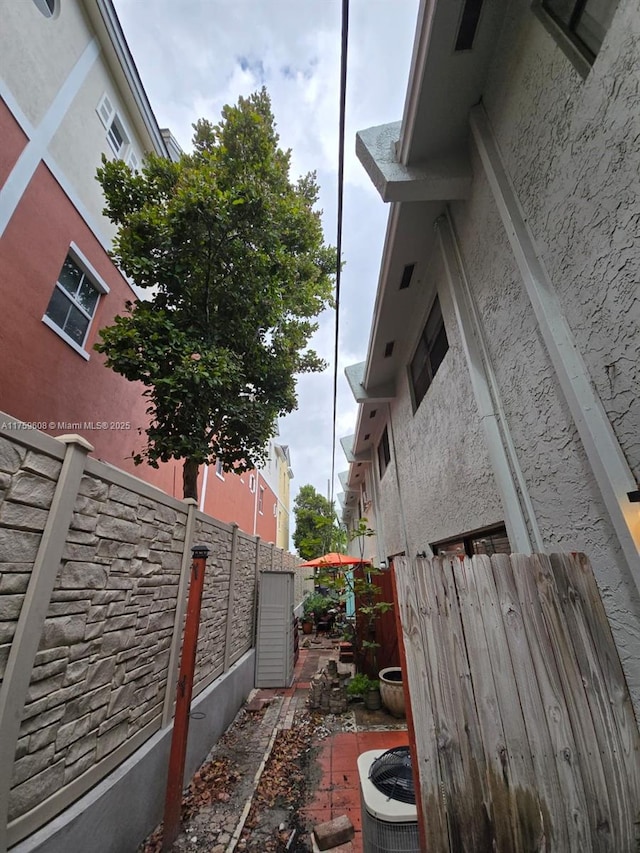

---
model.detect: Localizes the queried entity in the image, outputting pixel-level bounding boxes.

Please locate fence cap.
[191,544,210,558]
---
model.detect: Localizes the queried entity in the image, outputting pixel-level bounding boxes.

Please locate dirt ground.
[139,698,342,853]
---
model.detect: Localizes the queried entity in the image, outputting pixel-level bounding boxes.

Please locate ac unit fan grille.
[368,745,415,804]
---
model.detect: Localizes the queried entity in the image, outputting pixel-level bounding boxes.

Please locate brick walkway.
[253,638,409,853]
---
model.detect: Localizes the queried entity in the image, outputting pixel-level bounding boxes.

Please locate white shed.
[254,570,295,688]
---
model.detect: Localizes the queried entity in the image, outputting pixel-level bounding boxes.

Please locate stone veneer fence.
[0,417,308,850]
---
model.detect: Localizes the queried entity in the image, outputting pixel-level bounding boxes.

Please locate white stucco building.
[341,0,640,715]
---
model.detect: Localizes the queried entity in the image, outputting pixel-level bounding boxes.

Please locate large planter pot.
[301,619,314,635]
[379,667,405,718]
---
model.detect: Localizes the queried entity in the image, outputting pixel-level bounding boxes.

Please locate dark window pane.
[64,305,89,344]
[429,324,449,377]
[543,0,576,26]
[77,279,99,314]
[410,295,449,410]
[58,257,82,296]
[46,287,71,329]
[576,0,617,53]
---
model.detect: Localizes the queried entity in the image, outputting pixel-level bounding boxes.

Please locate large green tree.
[293,484,345,559]
[95,88,335,498]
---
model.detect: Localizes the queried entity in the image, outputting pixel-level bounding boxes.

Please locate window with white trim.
[273,502,277,516]
[249,474,256,493]
[215,459,225,479]
[42,248,108,356]
[96,94,130,158]
[258,487,264,514]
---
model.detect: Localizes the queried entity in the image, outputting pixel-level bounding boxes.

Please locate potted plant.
[346,673,381,711]
[301,592,332,634]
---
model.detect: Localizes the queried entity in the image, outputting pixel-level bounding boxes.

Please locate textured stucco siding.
[461,0,640,710]
[483,0,640,486]
[0,0,94,128]
[377,247,504,560]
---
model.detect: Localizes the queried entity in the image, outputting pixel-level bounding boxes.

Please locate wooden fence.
[393,553,640,852]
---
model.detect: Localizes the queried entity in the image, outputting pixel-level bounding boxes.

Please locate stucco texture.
[378,247,504,560]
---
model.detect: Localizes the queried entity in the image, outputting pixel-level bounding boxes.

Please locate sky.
[112,0,420,517]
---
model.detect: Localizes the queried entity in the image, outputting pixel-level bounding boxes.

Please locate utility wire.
[330,0,349,510]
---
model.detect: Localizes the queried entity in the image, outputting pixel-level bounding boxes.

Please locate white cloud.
[113,0,419,522]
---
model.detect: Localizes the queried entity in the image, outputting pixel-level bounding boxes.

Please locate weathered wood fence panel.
[394,553,640,853]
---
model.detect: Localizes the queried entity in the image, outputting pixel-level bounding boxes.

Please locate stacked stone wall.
[0,423,301,846]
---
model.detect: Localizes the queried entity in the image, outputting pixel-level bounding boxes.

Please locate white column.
[436,209,542,553]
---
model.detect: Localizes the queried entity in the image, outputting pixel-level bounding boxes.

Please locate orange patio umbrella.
[298,552,371,567]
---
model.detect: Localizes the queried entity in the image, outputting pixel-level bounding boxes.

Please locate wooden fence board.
[423,557,489,850]
[550,553,640,850]
[399,552,639,852]
[394,557,448,851]
[509,553,591,852]
[490,553,568,851]
[450,554,522,851]
[524,555,615,851]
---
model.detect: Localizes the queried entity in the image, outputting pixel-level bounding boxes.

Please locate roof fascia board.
[397,0,437,166]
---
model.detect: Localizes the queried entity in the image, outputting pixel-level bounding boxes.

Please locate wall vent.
[455,0,484,51]
[399,264,415,290]
[384,341,395,358]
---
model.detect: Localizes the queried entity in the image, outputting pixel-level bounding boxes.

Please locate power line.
[329,0,349,511]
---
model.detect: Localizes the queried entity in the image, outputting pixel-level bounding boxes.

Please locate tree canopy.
[292,484,345,559]
[95,88,336,498]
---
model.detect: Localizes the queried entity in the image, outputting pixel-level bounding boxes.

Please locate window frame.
[258,486,264,514]
[249,474,256,493]
[42,243,109,359]
[215,459,225,480]
[532,0,618,76]
[96,93,134,159]
[431,523,510,558]
[377,425,391,479]
[409,294,449,413]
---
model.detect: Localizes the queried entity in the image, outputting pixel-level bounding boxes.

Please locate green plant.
[95,89,336,499]
[302,592,333,619]
[316,518,393,675]
[347,673,379,697]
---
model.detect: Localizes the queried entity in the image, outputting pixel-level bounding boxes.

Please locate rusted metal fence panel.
[394,553,640,852]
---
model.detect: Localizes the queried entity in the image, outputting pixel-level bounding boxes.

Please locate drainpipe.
[199,463,209,512]
[387,402,412,560]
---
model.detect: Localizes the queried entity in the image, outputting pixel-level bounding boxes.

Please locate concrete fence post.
[162,498,198,728]
[223,524,239,672]
[0,434,93,853]
[252,536,261,646]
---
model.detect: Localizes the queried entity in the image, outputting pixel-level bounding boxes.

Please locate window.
[410,294,448,410]
[431,524,510,558]
[215,459,224,480]
[377,426,391,478]
[249,474,256,493]
[42,246,108,357]
[536,0,619,66]
[96,94,130,158]
[33,0,57,17]
[273,502,277,517]
[258,487,264,514]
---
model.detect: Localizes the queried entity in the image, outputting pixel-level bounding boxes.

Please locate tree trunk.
[182,458,200,501]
